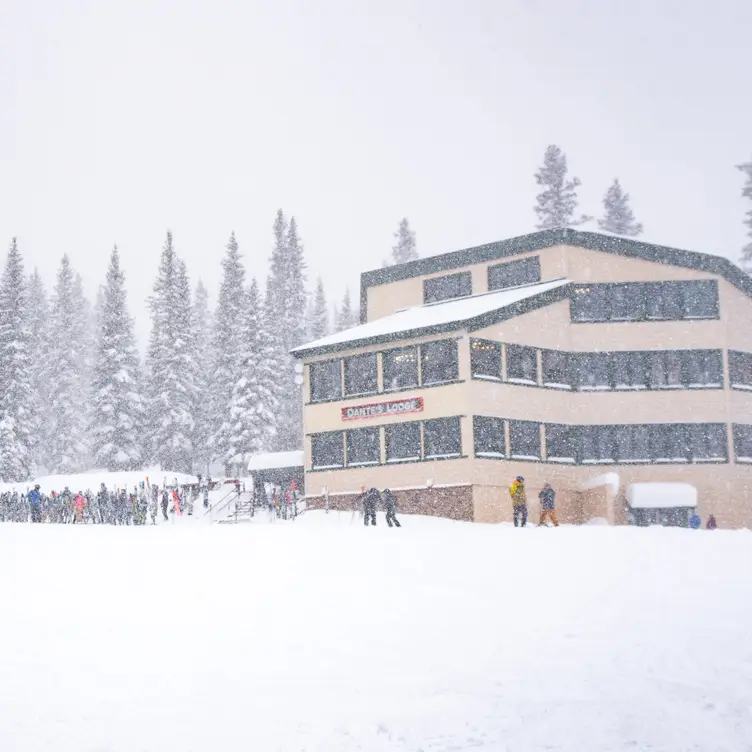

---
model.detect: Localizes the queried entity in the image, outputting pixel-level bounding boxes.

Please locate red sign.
[341,397,424,421]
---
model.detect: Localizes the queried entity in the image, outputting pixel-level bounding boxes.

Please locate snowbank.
[627,482,697,509]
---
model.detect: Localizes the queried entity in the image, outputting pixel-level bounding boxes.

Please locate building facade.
[292,229,752,528]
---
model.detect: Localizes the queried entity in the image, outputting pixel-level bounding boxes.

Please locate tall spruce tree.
[737,158,752,273]
[209,233,246,472]
[47,255,91,472]
[192,280,214,474]
[598,179,643,236]
[26,269,50,471]
[0,239,33,481]
[146,232,196,473]
[389,218,418,265]
[307,277,329,341]
[534,145,590,230]
[335,289,358,332]
[90,246,145,470]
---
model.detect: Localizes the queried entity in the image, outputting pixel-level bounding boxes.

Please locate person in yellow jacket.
[510,476,528,527]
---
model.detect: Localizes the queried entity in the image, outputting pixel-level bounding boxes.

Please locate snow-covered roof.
[292,278,571,356]
[247,451,304,472]
[581,473,620,496]
[626,483,697,509]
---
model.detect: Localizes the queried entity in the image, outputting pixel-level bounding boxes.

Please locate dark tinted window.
[616,425,651,462]
[733,424,752,462]
[574,352,610,390]
[610,284,646,321]
[311,432,344,469]
[474,416,506,457]
[343,353,378,396]
[682,280,719,318]
[685,350,723,387]
[423,272,472,304]
[382,346,419,391]
[647,351,683,389]
[421,339,459,385]
[506,344,538,383]
[508,420,540,459]
[346,428,380,466]
[581,425,615,463]
[541,350,570,388]
[571,285,608,322]
[646,282,683,320]
[487,256,541,291]
[650,424,689,462]
[310,360,341,402]
[470,339,502,380]
[729,350,752,388]
[385,422,421,463]
[545,424,575,462]
[424,417,462,458]
[612,352,646,389]
[688,424,727,461]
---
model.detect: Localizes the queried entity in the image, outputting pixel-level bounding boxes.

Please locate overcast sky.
[1,0,750,345]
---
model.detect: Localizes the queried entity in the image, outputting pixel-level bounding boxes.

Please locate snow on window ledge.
[736,456,752,463]
[347,461,380,468]
[614,384,647,391]
[424,453,461,460]
[582,458,615,465]
[386,457,420,464]
[694,457,726,463]
[476,451,506,459]
[731,383,752,391]
[473,373,502,382]
[548,457,575,464]
[312,464,344,471]
[506,377,538,386]
[510,454,540,461]
[543,382,572,390]
[579,385,611,391]
[688,383,722,389]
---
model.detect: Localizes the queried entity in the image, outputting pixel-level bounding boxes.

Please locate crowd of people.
[1,480,211,525]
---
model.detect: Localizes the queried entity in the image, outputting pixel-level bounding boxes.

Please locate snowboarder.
[28,484,42,523]
[161,489,169,521]
[363,487,379,526]
[706,514,717,530]
[689,511,701,529]
[538,483,559,527]
[383,488,401,527]
[510,476,527,527]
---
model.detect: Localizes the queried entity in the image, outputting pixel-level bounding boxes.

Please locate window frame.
[541,349,571,390]
[505,344,538,385]
[545,423,576,463]
[385,421,422,464]
[309,359,342,403]
[343,352,379,397]
[470,339,502,381]
[473,416,507,458]
[508,419,541,461]
[345,426,381,467]
[382,345,419,392]
[487,256,541,292]
[310,431,345,470]
[423,417,462,460]
[423,271,472,304]
[420,338,459,386]
[729,350,752,391]
[733,424,752,463]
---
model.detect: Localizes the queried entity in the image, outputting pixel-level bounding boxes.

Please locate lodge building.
[291,229,752,528]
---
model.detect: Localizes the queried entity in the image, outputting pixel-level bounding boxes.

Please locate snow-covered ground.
[1,513,751,751]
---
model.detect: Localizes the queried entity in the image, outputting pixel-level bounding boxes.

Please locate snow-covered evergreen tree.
[737,159,752,273]
[46,255,91,472]
[335,289,359,332]
[146,232,196,473]
[0,239,33,481]
[191,280,214,474]
[90,246,145,470]
[389,218,418,265]
[598,179,643,236]
[26,269,50,472]
[307,277,329,341]
[534,145,591,230]
[209,233,246,472]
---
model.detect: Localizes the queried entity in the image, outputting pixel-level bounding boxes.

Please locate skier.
[538,483,559,527]
[203,485,209,509]
[73,492,86,524]
[706,514,718,530]
[363,487,379,526]
[383,488,401,527]
[510,476,528,528]
[96,483,108,524]
[28,484,42,523]
[161,489,169,521]
[148,488,158,525]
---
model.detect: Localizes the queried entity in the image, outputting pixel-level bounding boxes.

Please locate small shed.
[247,451,305,500]
[626,482,697,527]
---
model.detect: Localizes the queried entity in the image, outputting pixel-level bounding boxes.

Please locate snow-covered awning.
[626,482,697,509]
[247,451,304,473]
[291,278,572,357]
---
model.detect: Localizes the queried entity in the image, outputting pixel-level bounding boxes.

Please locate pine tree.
[0,239,33,481]
[737,159,752,273]
[26,269,50,472]
[389,218,418,265]
[46,255,91,472]
[90,246,145,470]
[335,289,359,332]
[209,233,246,472]
[307,277,329,341]
[191,280,214,474]
[598,179,643,236]
[534,145,591,230]
[146,232,196,473]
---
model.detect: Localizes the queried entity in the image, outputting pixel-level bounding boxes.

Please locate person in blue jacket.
[689,510,701,529]
[28,484,42,523]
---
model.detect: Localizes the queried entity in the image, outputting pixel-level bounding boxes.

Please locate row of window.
[311,419,752,470]
[310,339,459,402]
[310,417,462,469]
[471,340,725,390]
[570,280,719,323]
[423,257,541,304]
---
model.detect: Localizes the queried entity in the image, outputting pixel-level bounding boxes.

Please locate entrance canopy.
[627,482,697,509]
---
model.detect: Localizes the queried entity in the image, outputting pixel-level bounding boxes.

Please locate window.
[508,420,540,460]
[650,425,689,463]
[473,416,506,457]
[506,344,538,384]
[311,432,344,469]
[647,351,683,389]
[423,272,472,304]
[646,282,683,320]
[421,339,459,385]
[733,424,752,462]
[541,350,570,388]
[346,427,381,466]
[385,422,421,463]
[423,417,462,459]
[616,425,651,463]
[729,350,752,390]
[581,425,615,464]
[610,284,646,321]
[688,424,727,462]
[573,352,610,390]
[545,424,575,462]
[487,256,541,291]
[382,346,419,391]
[685,350,723,387]
[612,352,646,389]
[343,353,378,396]
[571,285,608,322]
[470,339,502,380]
[682,280,719,319]
[309,360,341,402]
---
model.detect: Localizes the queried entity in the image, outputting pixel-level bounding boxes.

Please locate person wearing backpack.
[538,483,559,527]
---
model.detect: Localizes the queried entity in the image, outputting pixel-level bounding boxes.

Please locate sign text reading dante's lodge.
[341,397,424,421]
